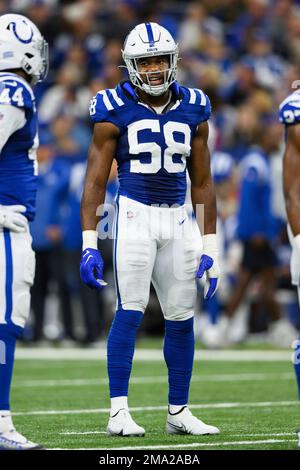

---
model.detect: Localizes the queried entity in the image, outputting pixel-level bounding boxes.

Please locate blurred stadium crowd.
[2,0,300,346]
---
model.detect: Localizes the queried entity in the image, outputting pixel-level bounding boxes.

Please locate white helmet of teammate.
[0,13,48,85]
[122,22,178,96]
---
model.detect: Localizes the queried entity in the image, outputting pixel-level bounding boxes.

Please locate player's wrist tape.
[82,230,98,251]
[294,234,300,252]
[202,233,218,254]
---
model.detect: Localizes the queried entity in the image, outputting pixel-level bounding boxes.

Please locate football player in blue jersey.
[80,23,221,437]
[0,14,48,449]
[279,89,300,448]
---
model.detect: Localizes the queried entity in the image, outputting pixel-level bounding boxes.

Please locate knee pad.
[162,284,196,321]
[165,309,194,322]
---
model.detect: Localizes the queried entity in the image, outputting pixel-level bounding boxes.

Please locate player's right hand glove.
[0,205,27,233]
[197,234,221,300]
[80,248,108,290]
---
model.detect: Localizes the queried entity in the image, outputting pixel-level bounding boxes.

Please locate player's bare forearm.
[283,125,300,236]
[80,122,119,231]
[188,121,217,234]
[285,181,300,236]
[190,179,216,234]
[80,172,106,231]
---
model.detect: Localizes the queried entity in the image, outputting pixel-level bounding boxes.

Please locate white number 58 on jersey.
[128,119,191,174]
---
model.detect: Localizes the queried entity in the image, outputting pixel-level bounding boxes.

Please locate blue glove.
[80,248,107,290]
[197,235,221,300]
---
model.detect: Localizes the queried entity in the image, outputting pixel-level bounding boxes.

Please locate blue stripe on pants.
[294,334,300,399]
[113,198,122,310]
[3,229,13,324]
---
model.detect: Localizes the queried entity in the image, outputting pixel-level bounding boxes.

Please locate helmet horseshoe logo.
[8,20,33,44]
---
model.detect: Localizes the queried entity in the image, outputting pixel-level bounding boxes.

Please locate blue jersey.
[0,72,38,221]
[89,81,211,206]
[63,162,119,250]
[63,162,86,251]
[30,157,70,251]
[237,149,274,241]
[279,90,300,126]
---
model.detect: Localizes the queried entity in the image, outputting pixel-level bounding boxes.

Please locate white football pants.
[0,224,35,329]
[113,195,202,321]
[287,224,300,286]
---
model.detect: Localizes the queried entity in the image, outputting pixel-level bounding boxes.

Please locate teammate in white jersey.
[80,23,221,437]
[0,13,48,450]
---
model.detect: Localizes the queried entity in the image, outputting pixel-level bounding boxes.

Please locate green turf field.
[10,345,300,450]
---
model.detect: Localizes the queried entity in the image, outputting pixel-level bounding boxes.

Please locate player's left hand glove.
[197,234,221,300]
[0,204,27,232]
[80,248,108,290]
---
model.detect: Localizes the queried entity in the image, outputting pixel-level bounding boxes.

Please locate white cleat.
[201,317,229,349]
[0,429,42,450]
[166,406,220,435]
[107,409,145,437]
[297,430,300,449]
[0,413,41,450]
[268,318,298,348]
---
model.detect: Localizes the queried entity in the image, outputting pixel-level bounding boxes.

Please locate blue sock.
[107,309,143,398]
[0,326,18,411]
[163,317,195,405]
[295,334,300,399]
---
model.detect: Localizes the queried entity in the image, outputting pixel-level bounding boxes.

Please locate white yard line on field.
[61,431,107,435]
[13,400,299,417]
[49,438,297,450]
[15,348,293,362]
[230,432,297,437]
[58,430,297,437]
[13,372,294,388]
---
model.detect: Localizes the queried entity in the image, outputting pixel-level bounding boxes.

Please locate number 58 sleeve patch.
[89,88,126,131]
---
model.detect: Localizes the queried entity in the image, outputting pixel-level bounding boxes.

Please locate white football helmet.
[122,22,178,96]
[0,13,48,85]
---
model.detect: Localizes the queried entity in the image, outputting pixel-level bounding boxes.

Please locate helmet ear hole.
[23,62,32,74]
[25,53,33,58]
